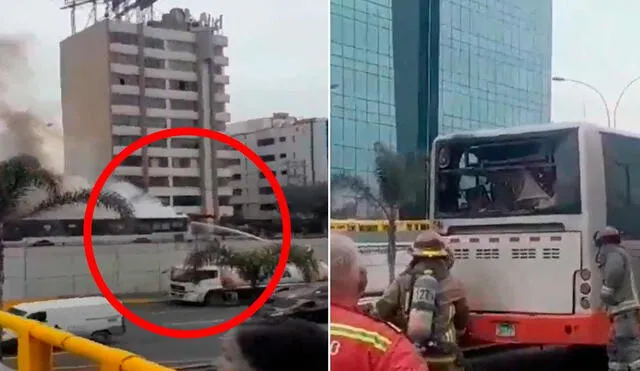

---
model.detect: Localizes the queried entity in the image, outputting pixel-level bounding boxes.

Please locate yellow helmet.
[410,231,449,258]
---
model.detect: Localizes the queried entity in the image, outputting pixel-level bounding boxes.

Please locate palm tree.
[183,238,321,288]
[332,142,428,283]
[0,155,134,342]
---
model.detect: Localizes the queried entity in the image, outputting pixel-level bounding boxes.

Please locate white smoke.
[0,35,180,220]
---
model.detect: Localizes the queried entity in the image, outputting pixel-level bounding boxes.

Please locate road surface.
[2,302,242,370]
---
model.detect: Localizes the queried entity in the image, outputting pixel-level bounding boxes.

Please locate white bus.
[430,122,640,346]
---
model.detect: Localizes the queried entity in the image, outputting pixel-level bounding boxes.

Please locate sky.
[552,0,640,131]
[2,0,638,132]
[1,0,329,125]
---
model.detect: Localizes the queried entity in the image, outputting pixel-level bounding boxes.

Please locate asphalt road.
[2,302,243,370]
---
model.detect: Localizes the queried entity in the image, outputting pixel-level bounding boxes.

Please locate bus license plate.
[496,323,515,337]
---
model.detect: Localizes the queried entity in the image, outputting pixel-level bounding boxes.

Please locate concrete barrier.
[2,237,327,304]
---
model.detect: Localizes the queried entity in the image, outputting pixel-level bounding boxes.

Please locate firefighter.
[374,231,469,371]
[330,233,428,370]
[594,226,640,371]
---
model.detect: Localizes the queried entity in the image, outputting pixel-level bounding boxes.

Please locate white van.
[2,296,125,352]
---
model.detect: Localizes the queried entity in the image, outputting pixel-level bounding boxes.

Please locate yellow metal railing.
[330,219,432,232]
[0,311,173,371]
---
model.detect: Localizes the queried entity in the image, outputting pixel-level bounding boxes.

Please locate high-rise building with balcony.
[330,0,552,217]
[60,8,233,217]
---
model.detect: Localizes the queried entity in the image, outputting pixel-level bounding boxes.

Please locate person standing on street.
[594,226,640,371]
[374,231,469,371]
[330,233,429,371]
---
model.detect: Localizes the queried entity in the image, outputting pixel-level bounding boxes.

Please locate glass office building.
[330,0,396,216]
[394,0,552,155]
[331,0,552,217]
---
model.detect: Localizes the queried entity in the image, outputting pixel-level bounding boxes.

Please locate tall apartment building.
[60,8,233,217]
[227,113,328,221]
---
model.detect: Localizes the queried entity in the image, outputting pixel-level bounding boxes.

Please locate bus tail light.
[579,283,591,295]
[580,297,591,309]
[579,269,591,281]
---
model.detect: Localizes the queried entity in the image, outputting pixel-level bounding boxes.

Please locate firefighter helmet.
[593,226,621,247]
[411,231,449,258]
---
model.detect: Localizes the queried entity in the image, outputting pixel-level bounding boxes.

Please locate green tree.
[183,238,320,287]
[283,182,328,232]
[0,154,134,359]
[332,143,429,282]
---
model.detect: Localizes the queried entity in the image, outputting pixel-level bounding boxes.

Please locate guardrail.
[0,311,173,371]
[330,219,432,233]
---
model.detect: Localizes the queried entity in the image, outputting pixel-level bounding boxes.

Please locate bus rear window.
[434,128,581,218]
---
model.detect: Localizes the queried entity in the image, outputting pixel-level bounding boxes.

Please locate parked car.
[257,282,328,324]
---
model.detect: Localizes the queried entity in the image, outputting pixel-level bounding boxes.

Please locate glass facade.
[330,0,396,216]
[438,0,552,138]
[331,0,552,218]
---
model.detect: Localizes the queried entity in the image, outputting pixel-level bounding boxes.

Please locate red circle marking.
[83,127,292,339]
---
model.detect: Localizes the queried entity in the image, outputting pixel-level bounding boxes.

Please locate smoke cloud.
[0,35,179,219]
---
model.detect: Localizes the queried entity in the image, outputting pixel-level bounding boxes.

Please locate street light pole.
[552,76,612,128]
[612,76,640,129]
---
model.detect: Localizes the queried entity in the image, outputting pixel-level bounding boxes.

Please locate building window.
[158,196,170,206]
[112,135,139,146]
[112,73,139,86]
[169,80,198,92]
[148,157,168,167]
[121,155,142,167]
[173,195,201,206]
[145,78,165,89]
[125,176,145,188]
[257,138,275,147]
[111,94,139,106]
[173,176,200,187]
[148,139,167,148]
[279,153,287,159]
[170,99,198,111]
[111,52,138,65]
[149,177,169,187]
[167,40,195,53]
[110,32,138,45]
[259,204,277,211]
[172,158,198,168]
[144,57,164,69]
[232,174,241,180]
[146,98,166,109]
[168,60,196,72]
[145,117,166,128]
[232,188,242,196]
[279,136,286,142]
[171,119,198,128]
[260,155,275,162]
[112,115,139,126]
[145,37,164,49]
[171,138,200,149]
[258,187,273,195]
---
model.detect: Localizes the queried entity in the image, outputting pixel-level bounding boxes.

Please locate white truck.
[168,262,328,305]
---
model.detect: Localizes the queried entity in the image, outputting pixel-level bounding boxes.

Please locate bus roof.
[14,296,109,312]
[433,121,640,143]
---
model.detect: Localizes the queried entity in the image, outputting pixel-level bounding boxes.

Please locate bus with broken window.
[430,122,640,346]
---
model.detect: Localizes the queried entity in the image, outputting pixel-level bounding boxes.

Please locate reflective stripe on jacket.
[331,303,429,371]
